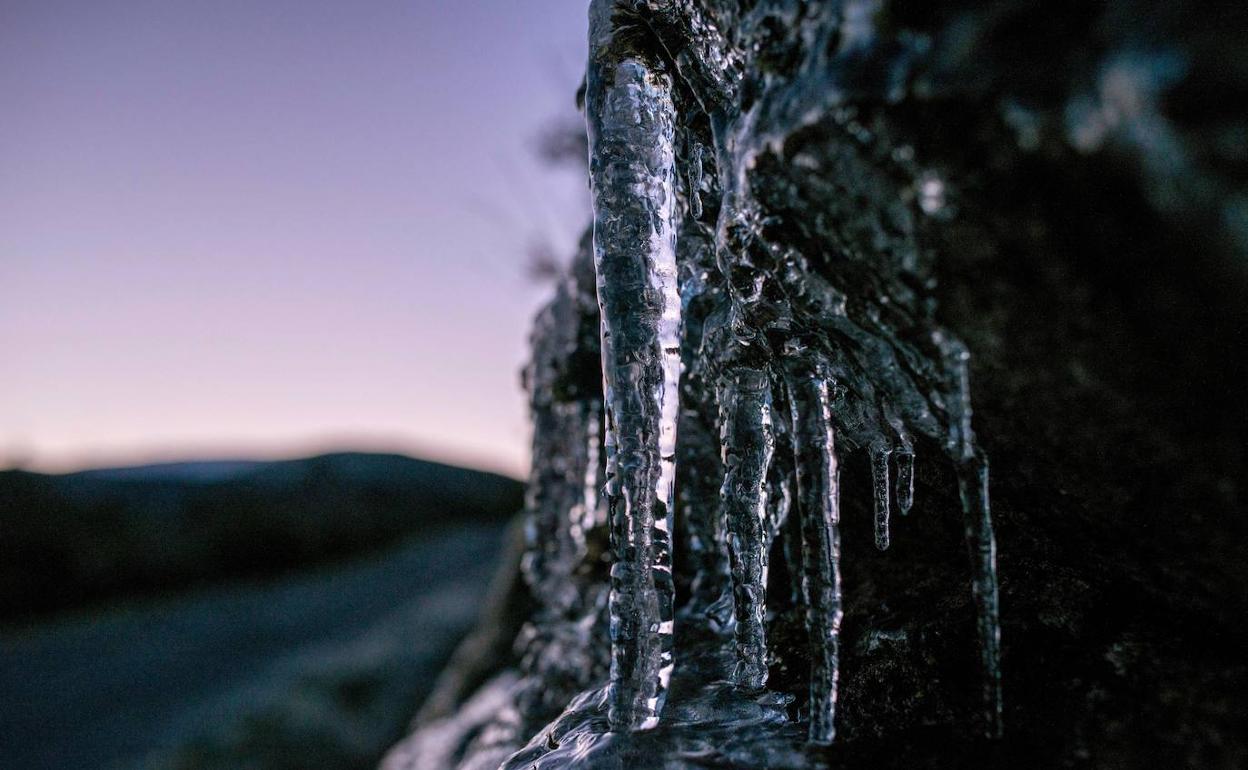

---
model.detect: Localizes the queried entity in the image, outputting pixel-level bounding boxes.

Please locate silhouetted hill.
[0,452,523,622]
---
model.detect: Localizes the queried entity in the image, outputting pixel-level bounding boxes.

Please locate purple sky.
[0,0,590,477]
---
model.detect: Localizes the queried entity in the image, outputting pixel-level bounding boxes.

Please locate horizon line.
[2,434,528,481]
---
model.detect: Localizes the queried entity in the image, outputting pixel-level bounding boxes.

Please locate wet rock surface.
[383,1,1248,767]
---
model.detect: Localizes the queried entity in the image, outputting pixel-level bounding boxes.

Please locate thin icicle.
[586,0,682,731]
[718,367,775,689]
[785,363,843,745]
[894,447,915,515]
[870,442,892,551]
[942,333,1004,737]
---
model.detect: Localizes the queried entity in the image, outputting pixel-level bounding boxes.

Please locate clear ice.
[716,367,775,690]
[783,361,845,745]
[586,0,682,730]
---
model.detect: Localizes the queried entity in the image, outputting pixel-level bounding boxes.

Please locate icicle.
[870,441,892,551]
[942,334,1004,738]
[587,0,682,731]
[717,367,775,689]
[894,446,915,515]
[785,363,843,745]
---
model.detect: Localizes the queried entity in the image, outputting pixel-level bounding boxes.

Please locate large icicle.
[785,361,844,745]
[586,0,682,732]
[717,367,775,689]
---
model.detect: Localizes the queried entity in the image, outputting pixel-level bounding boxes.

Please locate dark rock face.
[383,1,1247,767]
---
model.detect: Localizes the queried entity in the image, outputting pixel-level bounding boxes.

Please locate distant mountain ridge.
[0,452,524,622]
[71,460,266,483]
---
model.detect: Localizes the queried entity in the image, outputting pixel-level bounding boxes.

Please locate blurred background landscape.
[1,455,521,769]
[1,1,587,767]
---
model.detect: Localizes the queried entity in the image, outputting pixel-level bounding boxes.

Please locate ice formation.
[585,3,682,728]
[384,1,1004,766]
[578,0,1002,745]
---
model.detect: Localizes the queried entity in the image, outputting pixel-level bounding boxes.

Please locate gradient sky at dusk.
[1,0,590,477]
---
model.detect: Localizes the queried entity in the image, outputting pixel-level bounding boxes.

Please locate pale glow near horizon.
[0,0,591,478]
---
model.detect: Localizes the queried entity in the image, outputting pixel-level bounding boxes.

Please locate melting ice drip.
[581,0,1002,745]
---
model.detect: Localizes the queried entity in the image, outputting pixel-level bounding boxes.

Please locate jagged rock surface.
[382,1,1248,767]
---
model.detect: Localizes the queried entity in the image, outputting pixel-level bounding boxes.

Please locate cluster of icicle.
[581,0,1001,745]
[383,2,1002,767]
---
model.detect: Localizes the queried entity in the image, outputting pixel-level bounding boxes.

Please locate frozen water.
[393,1,1006,765]
[586,0,682,730]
